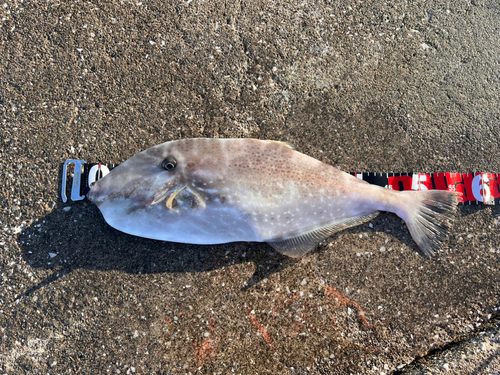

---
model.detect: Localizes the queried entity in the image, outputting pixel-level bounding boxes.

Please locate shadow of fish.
[87,138,459,258]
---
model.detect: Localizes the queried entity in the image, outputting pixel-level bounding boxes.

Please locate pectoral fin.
[267,212,379,258]
[166,185,206,213]
[166,186,186,211]
[187,187,206,211]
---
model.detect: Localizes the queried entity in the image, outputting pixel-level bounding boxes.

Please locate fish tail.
[399,190,460,258]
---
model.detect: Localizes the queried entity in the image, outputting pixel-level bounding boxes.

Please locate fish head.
[86,139,262,244]
[87,141,207,214]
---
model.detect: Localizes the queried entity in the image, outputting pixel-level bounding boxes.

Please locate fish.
[87,138,460,258]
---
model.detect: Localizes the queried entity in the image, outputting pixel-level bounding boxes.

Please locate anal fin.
[267,212,379,258]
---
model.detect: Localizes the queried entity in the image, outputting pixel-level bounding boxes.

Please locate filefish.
[87,138,459,258]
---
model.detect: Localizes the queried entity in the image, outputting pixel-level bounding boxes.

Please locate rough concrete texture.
[1,0,499,374]
[400,317,500,375]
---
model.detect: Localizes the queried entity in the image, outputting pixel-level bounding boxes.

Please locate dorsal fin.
[268,140,295,149]
[266,212,379,258]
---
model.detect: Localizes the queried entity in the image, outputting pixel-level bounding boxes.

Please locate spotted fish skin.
[87,138,459,258]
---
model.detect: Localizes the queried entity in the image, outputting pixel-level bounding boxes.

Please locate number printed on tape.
[352,172,500,205]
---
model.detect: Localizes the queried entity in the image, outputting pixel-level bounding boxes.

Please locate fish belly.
[97,199,262,244]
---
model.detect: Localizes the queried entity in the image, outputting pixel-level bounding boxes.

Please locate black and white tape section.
[61,159,500,205]
[61,160,117,203]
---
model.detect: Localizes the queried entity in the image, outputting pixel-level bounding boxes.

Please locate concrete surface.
[1,0,499,374]
[398,316,500,375]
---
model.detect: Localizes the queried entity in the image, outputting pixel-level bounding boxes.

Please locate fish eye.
[162,157,177,171]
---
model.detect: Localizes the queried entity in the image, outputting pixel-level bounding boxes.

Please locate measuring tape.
[61,160,118,203]
[61,160,500,205]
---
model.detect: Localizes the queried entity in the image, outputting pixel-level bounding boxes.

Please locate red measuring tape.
[349,172,499,205]
[61,160,499,205]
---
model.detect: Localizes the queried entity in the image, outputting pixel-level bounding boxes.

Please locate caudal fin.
[402,190,460,258]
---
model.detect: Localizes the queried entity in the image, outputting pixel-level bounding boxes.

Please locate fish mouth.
[87,190,95,203]
[86,183,99,204]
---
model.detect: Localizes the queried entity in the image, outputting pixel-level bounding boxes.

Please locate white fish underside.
[87,138,459,258]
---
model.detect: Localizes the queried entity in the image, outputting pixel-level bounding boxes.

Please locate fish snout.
[86,182,100,204]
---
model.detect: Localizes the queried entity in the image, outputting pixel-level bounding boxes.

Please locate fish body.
[87,138,459,258]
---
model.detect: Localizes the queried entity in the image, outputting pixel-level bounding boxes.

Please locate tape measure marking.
[62,160,499,205]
